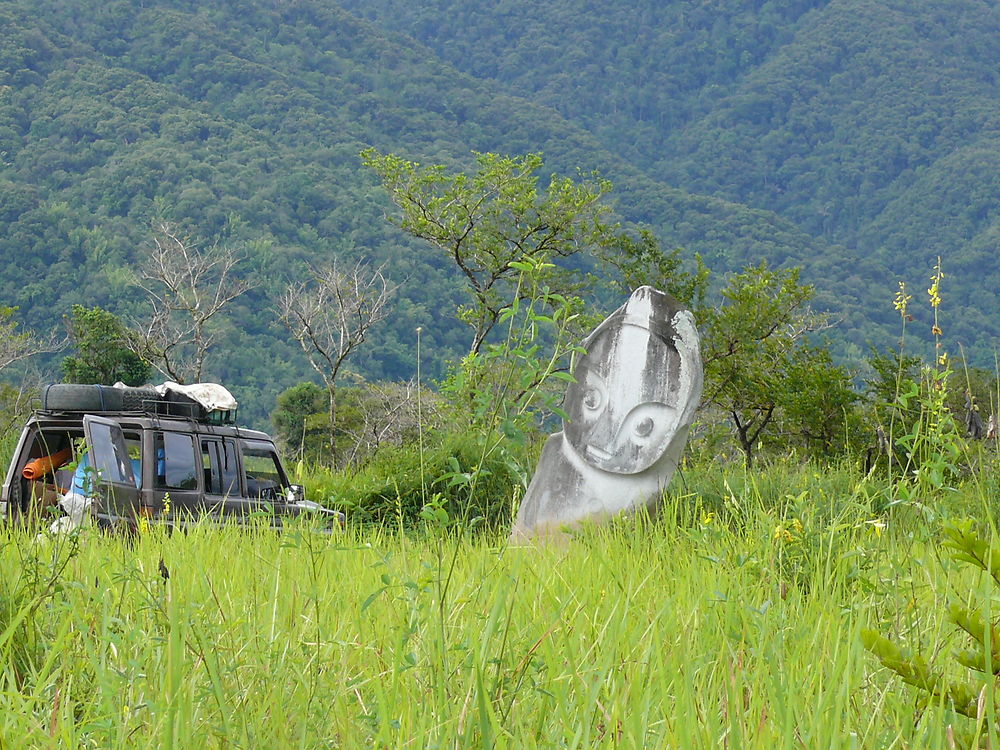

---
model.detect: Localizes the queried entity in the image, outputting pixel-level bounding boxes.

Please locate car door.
[200,437,255,519]
[151,429,202,521]
[2,422,40,520]
[82,415,140,525]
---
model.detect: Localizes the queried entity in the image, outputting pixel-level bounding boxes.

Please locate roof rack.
[38,384,238,425]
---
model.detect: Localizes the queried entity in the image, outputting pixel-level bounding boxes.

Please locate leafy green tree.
[600,228,710,311]
[700,263,847,467]
[61,304,151,386]
[601,234,855,465]
[271,381,330,465]
[780,345,859,458]
[362,149,613,353]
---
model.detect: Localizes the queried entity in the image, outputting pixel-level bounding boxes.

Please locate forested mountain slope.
[339,0,828,164]
[340,0,1000,359]
[1,0,995,423]
[0,0,870,423]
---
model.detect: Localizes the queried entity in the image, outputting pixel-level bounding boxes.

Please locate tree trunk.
[733,415,755,469]
[326,381,337,468]
[731,404,776,469]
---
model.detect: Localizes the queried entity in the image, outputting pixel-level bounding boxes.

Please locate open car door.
[82,415,140,527]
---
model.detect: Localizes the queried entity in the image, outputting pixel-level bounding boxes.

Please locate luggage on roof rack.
[39,383,238,425]
[155,390,238,424]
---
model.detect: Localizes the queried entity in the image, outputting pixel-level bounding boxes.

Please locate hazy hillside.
[2,0,996,422]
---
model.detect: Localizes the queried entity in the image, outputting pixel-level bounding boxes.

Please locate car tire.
[95,515,138,543]
[41,384,160,412]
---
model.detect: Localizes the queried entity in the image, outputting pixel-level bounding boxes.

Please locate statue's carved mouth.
[585,444,612,461]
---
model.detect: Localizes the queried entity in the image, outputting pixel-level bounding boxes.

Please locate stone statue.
[511,286,703,539]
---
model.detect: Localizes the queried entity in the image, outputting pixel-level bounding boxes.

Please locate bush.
[273,379,445,469]
[299,430,532,530]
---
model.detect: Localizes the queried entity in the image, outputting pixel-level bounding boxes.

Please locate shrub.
[299,430,532,530]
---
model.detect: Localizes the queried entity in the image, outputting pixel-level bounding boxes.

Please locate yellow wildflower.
[773,524,794,542]
[865,519,886,538]
[701,511,716,526]
[932,324,943,337]
[928,257,943,309]
[892,282,911,318]
[138,515,150,535]
[938,351,949,367]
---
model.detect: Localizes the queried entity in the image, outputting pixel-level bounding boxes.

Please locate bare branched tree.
[0,307,63,430]
[0,306,62,372]
[341,379,444,467]
[277,262,395,464]
[129,223,255,383]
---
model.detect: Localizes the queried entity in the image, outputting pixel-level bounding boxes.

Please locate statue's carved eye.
[634,417,655,437]
[583,387,603,411]
[617,402,674,448]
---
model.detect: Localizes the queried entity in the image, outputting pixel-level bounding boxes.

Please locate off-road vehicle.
[1,383,338,531]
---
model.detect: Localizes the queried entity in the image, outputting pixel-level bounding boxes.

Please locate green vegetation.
[272,379,438,469]
[0,0,837,425]
[362,149,612,353]
[864,519,1000,728]
[3,459,1000,746]
[698,264,858,466]
[3,0,1000,742]
[5,0,1000,426]
[340,0,1000,359]
[6,239,1000,743]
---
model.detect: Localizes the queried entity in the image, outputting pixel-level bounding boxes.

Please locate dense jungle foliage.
[1,0,998,427]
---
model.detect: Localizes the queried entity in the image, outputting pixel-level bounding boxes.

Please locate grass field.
[3,460,999,748]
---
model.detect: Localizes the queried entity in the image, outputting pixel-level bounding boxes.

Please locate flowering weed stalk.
[888,257,966,503]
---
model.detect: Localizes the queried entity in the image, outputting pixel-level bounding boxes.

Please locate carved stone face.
[563,322,681,474]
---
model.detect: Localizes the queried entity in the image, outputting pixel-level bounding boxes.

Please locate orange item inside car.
[22,448,73,480]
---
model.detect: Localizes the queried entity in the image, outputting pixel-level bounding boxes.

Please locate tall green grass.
[0,457,993,747]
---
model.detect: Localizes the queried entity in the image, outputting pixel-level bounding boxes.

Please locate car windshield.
[242,443,287,500]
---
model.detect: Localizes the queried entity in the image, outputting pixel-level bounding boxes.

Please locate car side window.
[201,439,239,497]
[243,447,284,500]
[154,432,198,490]
[88,421,134,486]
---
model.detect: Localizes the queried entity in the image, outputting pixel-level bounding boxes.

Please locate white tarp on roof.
[152,382,238,411]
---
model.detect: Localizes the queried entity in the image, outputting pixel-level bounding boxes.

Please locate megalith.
[511,286,703,539]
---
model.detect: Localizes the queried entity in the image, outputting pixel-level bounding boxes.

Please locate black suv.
[2,384,337,531]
